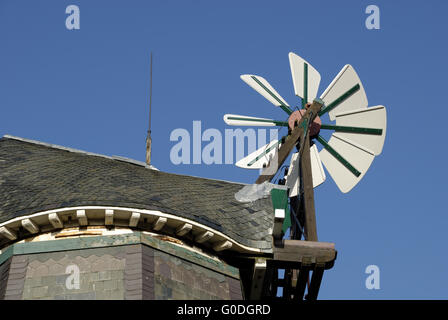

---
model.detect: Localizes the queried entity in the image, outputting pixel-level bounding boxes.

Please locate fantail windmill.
[224,52,387,196]
[223,52,387,300]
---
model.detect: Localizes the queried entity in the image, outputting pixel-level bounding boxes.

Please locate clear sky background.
[1,0,447,299]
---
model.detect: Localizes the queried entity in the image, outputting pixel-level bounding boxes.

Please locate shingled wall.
[0,235,242,300]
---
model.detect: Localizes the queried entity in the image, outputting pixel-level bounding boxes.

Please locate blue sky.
[1,0,447,299]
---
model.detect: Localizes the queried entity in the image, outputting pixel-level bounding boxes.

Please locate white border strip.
[0,206,269,254]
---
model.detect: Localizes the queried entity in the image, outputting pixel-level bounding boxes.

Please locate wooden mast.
[253,99,333,300]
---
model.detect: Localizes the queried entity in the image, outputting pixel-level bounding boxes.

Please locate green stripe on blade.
[320,124,383,135]
[227,116,288,127]
[316,135,361,177]
[318,84,360,117]
[251,76,292,115]
[247,140,281,167]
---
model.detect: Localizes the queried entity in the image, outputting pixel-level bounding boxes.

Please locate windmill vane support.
[224,52,387,300]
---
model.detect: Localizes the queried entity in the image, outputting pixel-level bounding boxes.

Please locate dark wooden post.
[306,266,325,300]
[300,134,318,242]
[293,266,310,300]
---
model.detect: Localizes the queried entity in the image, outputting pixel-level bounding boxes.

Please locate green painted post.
[271,188,291,234]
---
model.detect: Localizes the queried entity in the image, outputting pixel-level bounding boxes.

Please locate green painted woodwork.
[0,232,240,279]
[0,245,13,265]
[271,188,291,234]
[301,117,309,140]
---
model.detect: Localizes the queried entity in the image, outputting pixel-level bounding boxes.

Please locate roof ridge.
[3,134,115,159]
[2,134,159,170]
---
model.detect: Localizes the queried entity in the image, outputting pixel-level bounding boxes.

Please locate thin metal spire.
[146,52,153,166]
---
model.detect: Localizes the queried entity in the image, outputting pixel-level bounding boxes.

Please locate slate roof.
[0,136,274,251]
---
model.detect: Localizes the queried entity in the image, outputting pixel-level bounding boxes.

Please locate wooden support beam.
[175,223,192,236]
[129,212,140,227]
[195,230,214,243]
[283,269,294,300]
[105,209,114,226]
[213,240,232,252]
[48,212,63,229]
[261,267,277,298]
[255,100,323,184]
[292,269,298,288]
[76,210,88,226]
[0,226,17,240]
[255,127,302,184]
[21,218,39,234]
[306,265,325,300]
[300,135,318,241]
[152,217,167,231]
[273,240,336,265]
[293,266,310,301]
[250,258,267,300]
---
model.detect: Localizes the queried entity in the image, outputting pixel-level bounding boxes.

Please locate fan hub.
[288,109,321,137]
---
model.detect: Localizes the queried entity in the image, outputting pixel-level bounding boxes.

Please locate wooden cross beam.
[270,240,337,300]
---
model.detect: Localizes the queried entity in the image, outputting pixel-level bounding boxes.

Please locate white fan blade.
[223,114,287,127]
[334,106,387,155]
[235,139,280,169]
[319,134,375,193]
[310,144,327,188]
[285,152,300,196]
[319,65,368,121]
[240,74,292,114]
[285,145,326,197]
[288,52,321,104]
